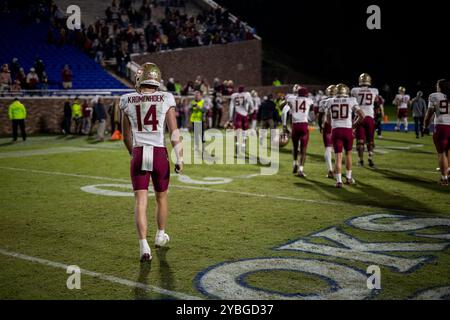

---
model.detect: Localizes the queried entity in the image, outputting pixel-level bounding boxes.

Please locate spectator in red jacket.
[61,65,73,89]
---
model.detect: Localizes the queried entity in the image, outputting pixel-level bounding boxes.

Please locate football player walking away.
[325,84,365,188]
[318,84,337,178]
[282,86,314,177]
[423,79,450,186]
[250,90,261,134]
[393,86,411,132]
[351,73,379,167]
[228,86,254,154]
[120,63,183,262]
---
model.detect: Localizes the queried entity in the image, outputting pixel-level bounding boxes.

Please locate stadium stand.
[0,9,127,92]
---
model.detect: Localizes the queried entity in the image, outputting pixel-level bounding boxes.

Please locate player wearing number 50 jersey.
[120,62,183,262]
[325,84,365,188]
[351,73,379,168]
[424,79,450,186]
[282,86,314,177]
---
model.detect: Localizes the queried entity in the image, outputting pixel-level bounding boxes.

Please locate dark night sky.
[217,0,449,91]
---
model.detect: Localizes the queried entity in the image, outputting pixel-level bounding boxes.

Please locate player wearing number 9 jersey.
[282,86,314,177]
[120,62,183,262]
[325,83,365,188]
[424,79,450,186]
[351,73,379,168]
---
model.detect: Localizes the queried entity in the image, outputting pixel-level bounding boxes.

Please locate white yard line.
[0,248,201,300]
[0,165,413,212]
[0,147,98,159]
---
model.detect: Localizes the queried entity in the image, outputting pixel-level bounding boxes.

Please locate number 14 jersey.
[120,91,176,147]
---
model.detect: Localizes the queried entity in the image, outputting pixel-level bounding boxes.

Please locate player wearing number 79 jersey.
[351,73,379,167]
[120,62,183,262]
[424,79,450,186]
[326,84,365,188]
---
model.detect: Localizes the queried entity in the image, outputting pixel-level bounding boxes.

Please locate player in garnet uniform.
[120,62,183,262]
[325,84,365,188]
[424,79,450,186]
[282,86,314,177]
[393,86,411,132]
[228,86,254,154]
[318,84,337,178]
[351,73,379,167]
[250,90,261,133]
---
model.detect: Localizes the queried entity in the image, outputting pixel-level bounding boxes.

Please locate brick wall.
[132,40,262,86]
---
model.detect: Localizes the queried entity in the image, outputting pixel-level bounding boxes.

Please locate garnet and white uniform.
[319,95,333,147]
[428,92,450,153]
[394,93,410,118]
[282,95,314,148]
[326,97,360,153]
[251,96,261,121]
[351,86,379,143]
[229,91,254,130]
[120,91,176,192]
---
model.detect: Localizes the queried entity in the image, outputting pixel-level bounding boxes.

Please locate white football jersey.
[326,97,360,129]
[351,87,379,118]
[283,95,314,124]
[428,92,450,126]
[318,95,330,113]
[394,94,410,109]
[252,96,261,113]
[230,92,254,116]
[120,91,176,147]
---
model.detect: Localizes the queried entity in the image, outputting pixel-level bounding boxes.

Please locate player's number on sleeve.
[331,104,349,119]
[439,100,449,115]
[135,104,159,131]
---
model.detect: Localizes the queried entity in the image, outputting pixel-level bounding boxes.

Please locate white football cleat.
[155,233,170,248]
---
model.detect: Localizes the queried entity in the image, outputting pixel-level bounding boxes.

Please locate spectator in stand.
[34,58,46,80]
[174,80,182,95]
[39,71,49,93]
[182,80,195,96]
[94,98,107,142]
[61,65,73,89]
[0,64,12,92]
[8,98,27,142]
[81,99,93,135]
[72,98,83,135]
[10,80,22,94]
[167,77,176,93]
[16,68,26,89]
[26,68,39,90]
[10,58,20,81]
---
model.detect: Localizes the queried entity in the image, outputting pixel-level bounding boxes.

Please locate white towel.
[141,145,154,172]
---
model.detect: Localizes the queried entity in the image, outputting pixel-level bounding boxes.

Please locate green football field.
[0,130,449,300]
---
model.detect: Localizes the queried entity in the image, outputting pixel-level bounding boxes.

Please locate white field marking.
[80,184,156,197]
[0,248,201,300]
[0,147,98,159]
[0,166,414,213]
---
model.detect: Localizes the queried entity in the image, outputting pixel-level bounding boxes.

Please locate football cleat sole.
[336,182,343,188]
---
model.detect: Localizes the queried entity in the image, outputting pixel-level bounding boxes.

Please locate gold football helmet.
[398,86,406,94]
[279,131,290,148]
[359,73,372,86]
[292,84,300,94]
[135,62,161,93]
[325,84,337,97]
[336,83,350,97]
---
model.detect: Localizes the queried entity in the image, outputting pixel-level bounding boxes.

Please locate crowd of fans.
[0,56,73,94]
